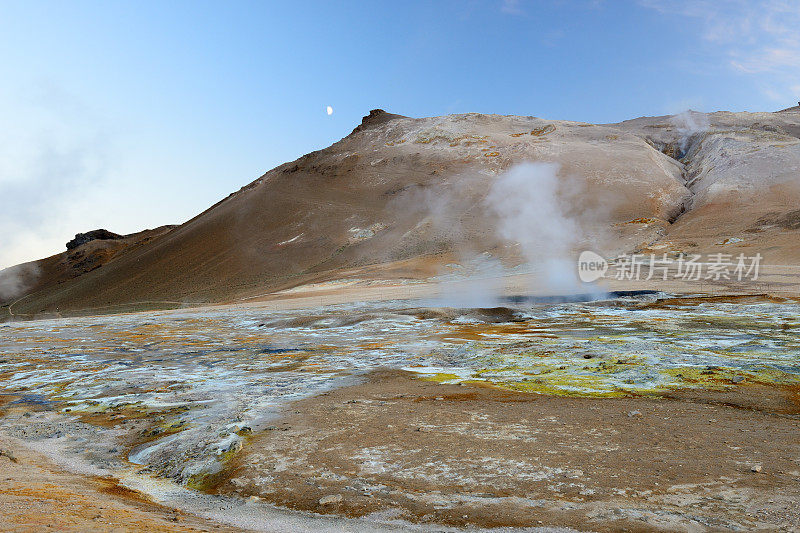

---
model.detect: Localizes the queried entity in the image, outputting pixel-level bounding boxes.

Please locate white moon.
[326,106,333,115]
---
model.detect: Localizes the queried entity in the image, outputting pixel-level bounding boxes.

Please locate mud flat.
[1,293,799,531]
[4,372,798,533]
[213,369,800,531]
[0,431,237,532]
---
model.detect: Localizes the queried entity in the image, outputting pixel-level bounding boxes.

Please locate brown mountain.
[3,107,800,318]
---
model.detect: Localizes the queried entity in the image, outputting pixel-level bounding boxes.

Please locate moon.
[326,106,333,116]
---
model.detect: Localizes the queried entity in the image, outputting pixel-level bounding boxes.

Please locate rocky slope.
[3,107,800,317]
[615,106,800,264]
[0,226,175,317]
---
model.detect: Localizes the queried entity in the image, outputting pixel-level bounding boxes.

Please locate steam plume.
[671,110,709,154]
[485,162,604,296]
[417,162,609,307]
[0,263,39,303]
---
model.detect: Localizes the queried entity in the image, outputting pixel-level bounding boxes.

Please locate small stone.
[0,449,18,463]
[627,410,642,417]
[751,464,762,473]
[319,494,343,505]
[731,376,745,383]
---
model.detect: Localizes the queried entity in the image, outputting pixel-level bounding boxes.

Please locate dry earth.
[3,366,799,532]
[0,432,237,532]
[213,370,800,532]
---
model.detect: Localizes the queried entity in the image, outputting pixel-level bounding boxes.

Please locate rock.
[349,109,407,135]
[731,375,745,383]
[319,494,343,505]
[627,410,642,418]
[751,464,763,473]
[66,229,123,250]
[0,449,18,463]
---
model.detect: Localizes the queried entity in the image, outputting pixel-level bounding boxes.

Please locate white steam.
[0,84,111,270]
[485,162,603,296]
[671,110,709,153]
[390,171,510,308]
[418,162,609,307]
[0,263,40,303]
[430,254,507,308]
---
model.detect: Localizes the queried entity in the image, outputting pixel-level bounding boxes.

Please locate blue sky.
[1,0,799,268]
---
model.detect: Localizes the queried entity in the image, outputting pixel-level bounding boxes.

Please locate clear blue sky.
[1,0,799,268]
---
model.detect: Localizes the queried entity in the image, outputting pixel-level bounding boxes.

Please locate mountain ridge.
[3,107,800,319]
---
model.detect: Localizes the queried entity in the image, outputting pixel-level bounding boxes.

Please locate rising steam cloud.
[485,162,605,295]
[0,263,40,303]
[671,110,709,154]
[421,162,609,307]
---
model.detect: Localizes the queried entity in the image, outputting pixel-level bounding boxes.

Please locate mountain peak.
[350,109,407,135]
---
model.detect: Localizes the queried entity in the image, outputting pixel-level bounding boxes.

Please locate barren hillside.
[3,107,800,318]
